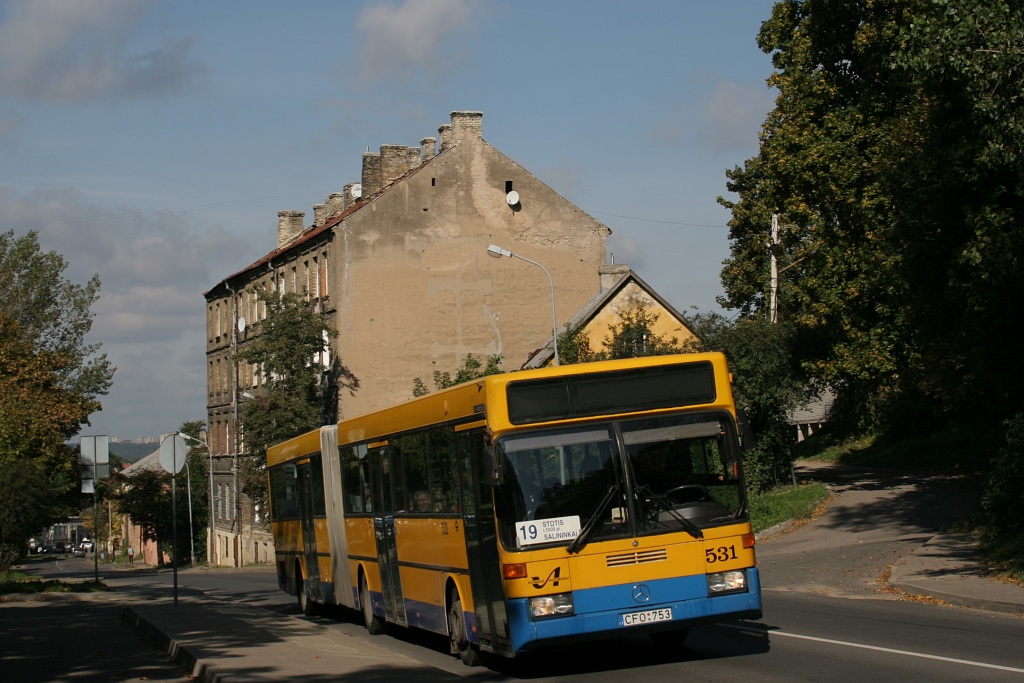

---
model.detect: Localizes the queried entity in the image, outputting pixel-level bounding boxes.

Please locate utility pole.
[769,213,780,324]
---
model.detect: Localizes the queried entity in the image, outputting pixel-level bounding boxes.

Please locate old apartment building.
[204,111,615,565]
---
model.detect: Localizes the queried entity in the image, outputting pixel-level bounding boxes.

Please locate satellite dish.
[238,317,246,333]
[352,183,363,198]
[506,190,520,206]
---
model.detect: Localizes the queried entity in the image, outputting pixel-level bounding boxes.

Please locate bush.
[982,413,1024,535]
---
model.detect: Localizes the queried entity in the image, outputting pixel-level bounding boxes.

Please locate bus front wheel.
[360,573,385,635]
[448,590,481,666]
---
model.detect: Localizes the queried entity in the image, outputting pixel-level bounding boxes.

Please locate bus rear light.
[742,533,755,549]
[502,563,527,579]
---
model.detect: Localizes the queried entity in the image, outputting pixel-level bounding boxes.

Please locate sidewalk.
[124,598,457,682]
[888,533,1024,614]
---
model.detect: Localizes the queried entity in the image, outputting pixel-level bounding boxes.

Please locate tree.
[684,312,807,491]
[719,1,1024,431]
[412,353,504,396]
[596,298,686,359]
[114,467,176,565]
[557,297,686,363]
[177,420,209,564]
[238,290,337,512]
[0,460,63,569]
[0,231,113,420]
[0,230,114,567]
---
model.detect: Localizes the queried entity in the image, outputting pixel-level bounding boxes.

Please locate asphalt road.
[6,462,1024,681]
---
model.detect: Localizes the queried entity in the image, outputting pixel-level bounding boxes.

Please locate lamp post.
[177,431,215,566]
[486,244,560,366]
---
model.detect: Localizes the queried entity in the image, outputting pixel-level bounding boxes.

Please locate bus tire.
[360,573,385,635]
[296,564,316,617]
[448,589,481,666]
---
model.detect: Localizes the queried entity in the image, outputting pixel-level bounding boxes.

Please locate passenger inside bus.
[413,490,432,512]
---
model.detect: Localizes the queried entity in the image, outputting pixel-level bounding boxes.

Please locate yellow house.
[521,264,697,369]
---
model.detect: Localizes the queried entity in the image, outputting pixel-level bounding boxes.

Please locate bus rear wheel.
[296,565,316,617]
[360,573,385,635]
[448,590,481,666]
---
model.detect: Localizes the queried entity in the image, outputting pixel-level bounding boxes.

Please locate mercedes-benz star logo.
[631,584,651,603]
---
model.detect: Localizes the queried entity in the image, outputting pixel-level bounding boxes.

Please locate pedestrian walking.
[128,545,135,565]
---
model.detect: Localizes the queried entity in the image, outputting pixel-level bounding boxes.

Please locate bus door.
[371,446,408,625]
[460,430,512,655]
[296,458,323,603]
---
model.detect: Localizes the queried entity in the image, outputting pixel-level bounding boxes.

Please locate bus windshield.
[494,412,746,550]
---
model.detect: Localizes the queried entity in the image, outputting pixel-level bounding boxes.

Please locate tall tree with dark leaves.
[720,1,1024,432]
[238,290,336,512]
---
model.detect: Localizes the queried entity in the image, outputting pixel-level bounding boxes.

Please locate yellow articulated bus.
[266,352,762,665]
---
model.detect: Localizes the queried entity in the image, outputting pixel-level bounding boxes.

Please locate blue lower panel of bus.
[505,568,761,653]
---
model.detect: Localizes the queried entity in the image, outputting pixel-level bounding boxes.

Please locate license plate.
[619,607,673,627]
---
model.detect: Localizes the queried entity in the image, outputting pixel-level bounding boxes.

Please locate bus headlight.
[707,570,747,594]
[529,593,574,619]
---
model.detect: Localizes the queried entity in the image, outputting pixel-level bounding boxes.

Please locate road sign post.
[159,435,187,605]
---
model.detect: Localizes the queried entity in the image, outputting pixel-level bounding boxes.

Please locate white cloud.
[695,80,775,154]
[354,0,483,84]
[0,0,202,103]
[0,183,255,438]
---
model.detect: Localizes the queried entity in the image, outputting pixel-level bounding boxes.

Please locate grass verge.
[749,482,830,534]
[0,569,109,595]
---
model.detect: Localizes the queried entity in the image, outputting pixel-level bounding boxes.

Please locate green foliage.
[0,574,109,595]
[685,312,806,492]
[177,420,209,564]
[720,0,1024,433]
[0,231,114,566]
[114,468,171,558]
[556,297,685,364]
[0,460,66,570]
[556,321,597,365]
[982,414,1024,537]
[413,354,504,395]
[597,298,685,359]
[748,483,829,534]
[0,230,113,422]
[238,290,337,512]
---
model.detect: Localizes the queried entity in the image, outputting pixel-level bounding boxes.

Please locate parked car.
[70,545,86,558]
[80,540,94,551]
[38,545,57,554]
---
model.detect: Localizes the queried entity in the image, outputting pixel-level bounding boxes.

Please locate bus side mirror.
[484,445,503,487]
[736,410,756,452]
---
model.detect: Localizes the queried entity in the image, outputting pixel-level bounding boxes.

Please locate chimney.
[362,151,382,196]
[438,123,454,152]
[450,111,483,144]
[326,192,344,217]
[406,145,420,169]
[599,264,630,293]
[313,203,327,226]
[380,144,409,186]
[277,210,305,247]
[421,137,436,161]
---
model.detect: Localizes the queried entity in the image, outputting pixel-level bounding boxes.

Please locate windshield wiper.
[636,485,704,540]
[567,484,620,555]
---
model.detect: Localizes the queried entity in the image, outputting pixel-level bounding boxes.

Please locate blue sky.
[0,0,777,443]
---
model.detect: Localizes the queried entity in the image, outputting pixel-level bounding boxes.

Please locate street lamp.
[486,244,560,366]
[177,431,215,566]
